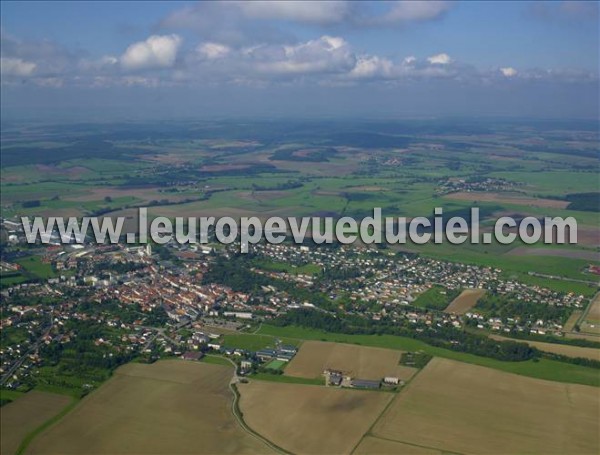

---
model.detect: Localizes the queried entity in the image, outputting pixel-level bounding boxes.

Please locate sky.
[1,1,599,120]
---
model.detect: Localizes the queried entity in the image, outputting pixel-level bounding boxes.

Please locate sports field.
[370,358,600,454]
[26,360,274,454]
[284,340,418,381]
[238,381,393,454]
[1,391,72,455]
[444,288,486,314]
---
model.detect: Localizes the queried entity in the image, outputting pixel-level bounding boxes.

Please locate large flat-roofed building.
[351,379,381,389]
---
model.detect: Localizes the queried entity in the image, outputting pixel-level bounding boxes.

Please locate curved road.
[211,355,289,455]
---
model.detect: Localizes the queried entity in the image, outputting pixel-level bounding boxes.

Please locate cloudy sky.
[1,1,598,119]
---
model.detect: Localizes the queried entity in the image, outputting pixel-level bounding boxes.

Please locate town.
[1,216,592,397]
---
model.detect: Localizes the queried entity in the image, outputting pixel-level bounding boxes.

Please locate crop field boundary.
[579,292,600,325]
[350,359,430,454]
[230,383,290,454]
[15,396,78,455]
[354,434,464,455]
[13,358,284,455]
[220,356,290,455]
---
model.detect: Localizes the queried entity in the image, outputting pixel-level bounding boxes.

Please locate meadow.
[221,333,300,351]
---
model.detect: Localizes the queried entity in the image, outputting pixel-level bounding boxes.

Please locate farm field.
[284,340,418,381]
[488,335,600,361]
[506,246,600,262]
[586,293,600,322]
[443,191,570,209]
[370,358,600,454]
[259,324,600,387]
[444,288,486,314]
[26,360,274,455]
[353,436,442,455]
[2,120,599,287]
[1,391,72,455]
[238,380,393,455]
[564,311,584,332]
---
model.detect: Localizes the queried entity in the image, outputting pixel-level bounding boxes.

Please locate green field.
[254,259,322,275]
[201,355,234,367]
[3,120,599,287]
[221,333,301,351]
[264,359,286,371]
[0,388,25,405]
[15,255,56,280]
[251,372,323,385]
[412,286,458,311]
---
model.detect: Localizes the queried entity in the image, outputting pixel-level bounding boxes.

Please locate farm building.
[181,351,204,361]
[329,373,343,386]
[383,377,400,385]
[276,352,295,362]
[278,345,298,354]
[256,349,277,361]
[351,379,381,389]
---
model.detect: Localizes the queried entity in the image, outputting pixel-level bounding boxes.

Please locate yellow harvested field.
[238,381,393,455]
[27,360,274,455]
[567,331,600,342]
[587,293,600,322]
[580,321,600,335]
[444,288,486,314]
[372,358,600,455]
[284,340,418,381]
[489,335,600,361]
[564,310,583,332]
[1,391,72,455]
[353,436,442,455]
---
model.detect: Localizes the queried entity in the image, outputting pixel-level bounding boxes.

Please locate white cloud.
[120,34,182,71]
[1,27,595,90]
[250,35,355,75]
[79,55,118,72]
[427,53,451,65]
[383,1,453,23]
[160,1,454,36]
[500,67,517,77]
[237,1,350,24]
[0,56,36,76]
[197,42,231,60]
[349,55,394,79]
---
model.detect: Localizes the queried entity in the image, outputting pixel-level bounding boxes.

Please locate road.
[214,355,289,454]
[0,321,53,386]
